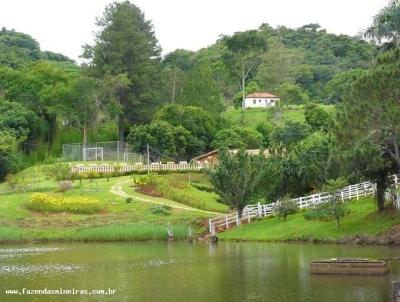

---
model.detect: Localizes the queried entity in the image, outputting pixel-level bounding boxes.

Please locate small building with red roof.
[244,92,280,109]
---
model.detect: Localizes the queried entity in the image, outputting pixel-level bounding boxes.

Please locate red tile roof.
[246,92,278,98]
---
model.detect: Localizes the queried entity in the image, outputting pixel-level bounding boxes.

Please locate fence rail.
[71,163,208,174]
[208,175,400,234]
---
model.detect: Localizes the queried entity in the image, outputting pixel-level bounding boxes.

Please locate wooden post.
[208,219,212,233]
[247,208,251,223]
[257,202,262,217]
[341,190,344,202]
[236,211,240,225]
[225,215,229,229]
[356,186,359,200]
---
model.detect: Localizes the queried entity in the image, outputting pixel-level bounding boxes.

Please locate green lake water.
[0,242,400,302]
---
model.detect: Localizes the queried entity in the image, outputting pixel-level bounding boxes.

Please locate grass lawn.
[124,173,230,213]
[0,166,211,242]
[219,197,400,242]
[221,104,335,129]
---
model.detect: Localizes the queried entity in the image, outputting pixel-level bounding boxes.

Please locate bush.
[43,162,71,181]
[303,198,350,228]
[29,193,102,214]
[125,197,133,203]
[134,174,155,185]
[274,197,299,220]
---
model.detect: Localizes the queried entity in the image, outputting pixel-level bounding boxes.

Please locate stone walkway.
[110,180,218,215]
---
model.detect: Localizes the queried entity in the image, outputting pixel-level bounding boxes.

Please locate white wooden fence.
[71,162,208,174]
[208,175,400,234]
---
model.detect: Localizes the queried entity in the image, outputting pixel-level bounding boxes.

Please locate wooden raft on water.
[310,258,390,275]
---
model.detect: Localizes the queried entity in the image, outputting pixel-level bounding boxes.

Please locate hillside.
[219,198,400,243]
[222,104,335,129]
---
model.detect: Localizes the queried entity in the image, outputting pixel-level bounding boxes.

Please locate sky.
[0,0,389,61]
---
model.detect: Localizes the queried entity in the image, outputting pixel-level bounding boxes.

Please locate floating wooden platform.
[310,258,389,275]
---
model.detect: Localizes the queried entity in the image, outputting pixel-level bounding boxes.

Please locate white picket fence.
[71,162,208,174]
[208,175,400,234]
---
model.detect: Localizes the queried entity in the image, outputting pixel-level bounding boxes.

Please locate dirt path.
[110,180,219,215]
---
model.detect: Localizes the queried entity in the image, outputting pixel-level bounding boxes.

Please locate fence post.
[208,219,212,233]
[341,190,344,202]
[258,202,262,217]
[356,186,359,200]
[299,197,303,209]
[236,211,240,225]
[225,215,229,229]
[395,175,399,189]
[247,208,251,223]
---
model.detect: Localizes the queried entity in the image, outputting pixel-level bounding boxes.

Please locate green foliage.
[324,69,365,104]
[233,81,260,108]
[220,197,399,241]
[274,196,299,220]
[0,100,40,140]
[207,148,266,214]
[276,83,309,105]
[304,104,332,132]
[83,1,163,133]
[212,127,263,149]
[366,0,400,49]
[155,104,216,156]
[303,199,350,228]
[178,63,224,113]
[0,131,19,180]
[336,48,400,211]
[127,121,192,159]
[271,121,309,147]
[42,162,71,181]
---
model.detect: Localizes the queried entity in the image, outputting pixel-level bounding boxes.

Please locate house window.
[259,99,262,103]
[271,99,275,103]
[253,99,256,104]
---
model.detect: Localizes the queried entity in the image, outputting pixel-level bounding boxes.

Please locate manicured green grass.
[222,104,335,129]
[0,167,210,242]
[146,173,229,213]
[219,197,400,242]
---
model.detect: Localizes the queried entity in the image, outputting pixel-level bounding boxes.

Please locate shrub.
[29,193,102,214]
[134,174,155,185]
[274,196,299,220]
[125,197,133,203]
[303,198,350,228]
[43,162,71,181]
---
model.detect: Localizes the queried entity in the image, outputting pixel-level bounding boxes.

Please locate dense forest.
[1,0,400,208]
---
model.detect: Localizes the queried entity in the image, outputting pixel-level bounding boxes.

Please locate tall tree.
[178,63,224,114]
[222,30,267,112]
[207,148,265,218]
[83,1,162,140]
[366,0,400,50]
[336,49,400,211]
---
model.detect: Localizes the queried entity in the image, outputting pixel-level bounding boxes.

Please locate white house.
[243,92,280,109]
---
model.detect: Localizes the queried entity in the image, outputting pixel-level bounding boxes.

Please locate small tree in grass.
[304,178,350,228]
[274,195,299,221]
[207,148,265,220]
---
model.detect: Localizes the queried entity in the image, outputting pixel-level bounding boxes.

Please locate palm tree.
[366,0,400,50]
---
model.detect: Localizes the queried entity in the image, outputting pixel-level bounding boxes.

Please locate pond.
[0,242,399,302]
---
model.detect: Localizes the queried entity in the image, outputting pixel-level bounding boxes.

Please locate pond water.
[0,242,399,302]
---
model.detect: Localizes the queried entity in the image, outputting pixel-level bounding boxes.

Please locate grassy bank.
[219,197,400,242]
[0,224,190,242]
[0,166,212,243]
[126,173,229,213]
